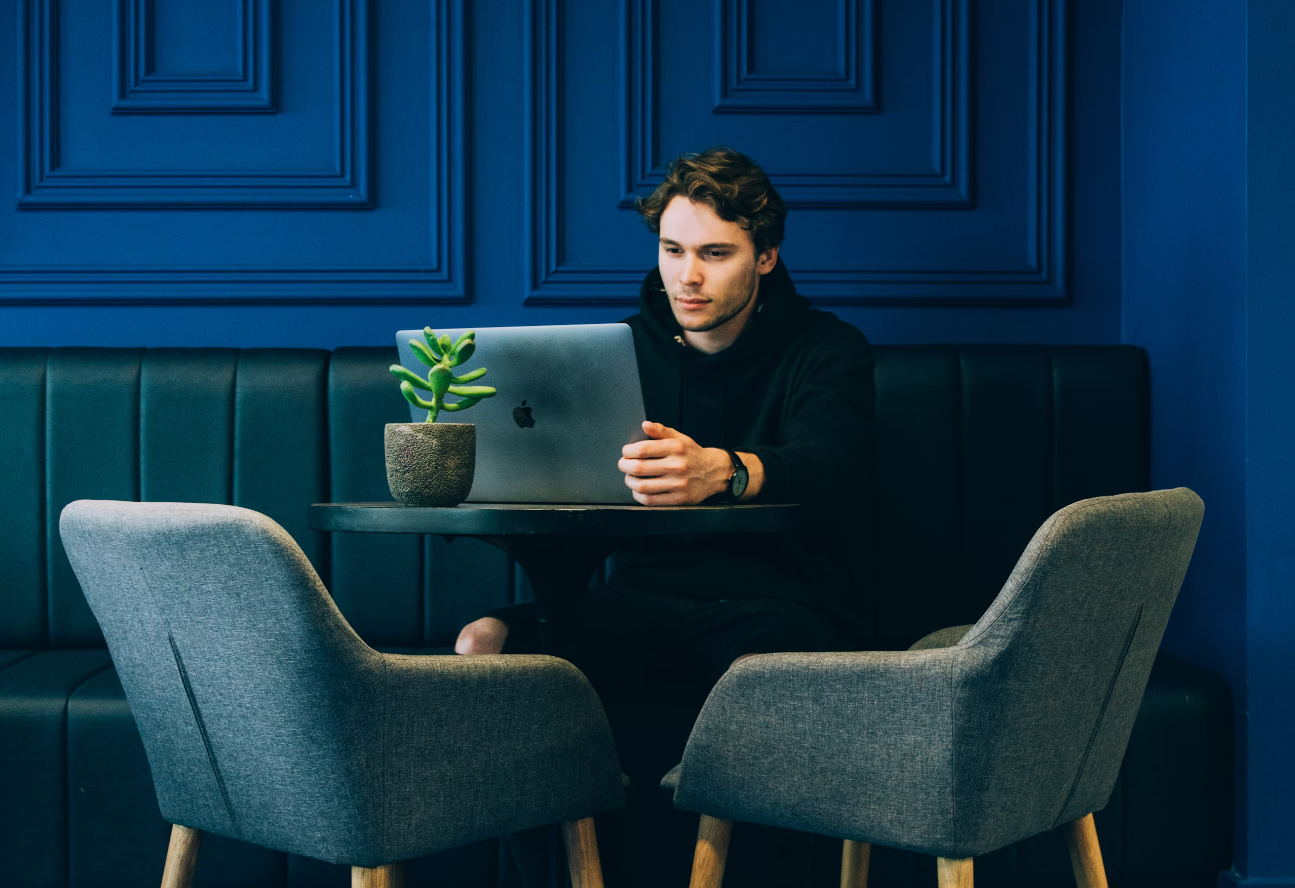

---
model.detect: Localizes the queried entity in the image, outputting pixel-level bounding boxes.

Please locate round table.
[308,502,803,656]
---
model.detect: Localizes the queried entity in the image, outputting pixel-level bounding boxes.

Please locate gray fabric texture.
[670,488,1204,859]
[59,501,624,867]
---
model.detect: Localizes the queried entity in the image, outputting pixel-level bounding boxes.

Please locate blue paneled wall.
[0,0,1122,347]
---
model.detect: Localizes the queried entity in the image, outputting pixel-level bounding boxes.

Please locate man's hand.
[619,421,762,505]
[455,616,508,655]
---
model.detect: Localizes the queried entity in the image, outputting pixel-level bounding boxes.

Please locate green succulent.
[389,328,497,423]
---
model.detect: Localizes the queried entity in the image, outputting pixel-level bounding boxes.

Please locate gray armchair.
[60,500,624,888]
[663,488,1204,888]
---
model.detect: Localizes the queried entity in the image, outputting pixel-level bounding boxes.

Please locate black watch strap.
[724,449,748,501]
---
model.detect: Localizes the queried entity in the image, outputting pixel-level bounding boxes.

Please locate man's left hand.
[619,421,759,505]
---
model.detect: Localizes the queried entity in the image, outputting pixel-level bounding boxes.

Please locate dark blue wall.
[1124,1,1295,883]
[0,0,1123,348]
[1243,0,1295,880]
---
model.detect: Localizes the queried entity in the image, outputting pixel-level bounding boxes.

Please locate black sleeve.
[744,324,875,507]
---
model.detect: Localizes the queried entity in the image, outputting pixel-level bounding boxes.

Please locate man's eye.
[707,251,729,259]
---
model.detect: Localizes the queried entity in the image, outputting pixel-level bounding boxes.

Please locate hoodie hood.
[635,256,813,365]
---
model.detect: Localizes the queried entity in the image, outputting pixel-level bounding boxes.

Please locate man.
[457,147,874,886]
[456,147,875,676]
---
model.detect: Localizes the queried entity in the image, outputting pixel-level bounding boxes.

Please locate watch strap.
[724,449,747,500]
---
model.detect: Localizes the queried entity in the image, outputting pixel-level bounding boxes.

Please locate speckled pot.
[384,423,476,506]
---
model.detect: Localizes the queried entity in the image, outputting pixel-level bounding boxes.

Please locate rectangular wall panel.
[2,0,467,303]
[526,0,1067,305]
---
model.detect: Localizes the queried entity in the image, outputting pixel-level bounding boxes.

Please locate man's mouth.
[674,294,710,310]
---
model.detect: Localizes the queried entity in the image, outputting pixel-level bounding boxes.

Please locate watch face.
[731,466,748,499]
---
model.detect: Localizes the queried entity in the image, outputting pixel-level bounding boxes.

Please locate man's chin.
[674,315,722,333]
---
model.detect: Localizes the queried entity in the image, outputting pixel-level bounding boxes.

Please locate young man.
[456,147,876,676]
[458,147,875,886]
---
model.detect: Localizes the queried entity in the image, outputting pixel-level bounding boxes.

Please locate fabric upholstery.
[671,488,1204,859]
[0,349,49,648]
[59,501,624,868]
[0,650,115,887]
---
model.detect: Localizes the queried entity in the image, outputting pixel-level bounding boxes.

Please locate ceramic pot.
[384,423,476,506]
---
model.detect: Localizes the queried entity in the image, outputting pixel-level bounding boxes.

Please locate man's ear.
[756,245,779,275]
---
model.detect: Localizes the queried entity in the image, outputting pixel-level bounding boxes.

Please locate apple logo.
[513,399,536,429]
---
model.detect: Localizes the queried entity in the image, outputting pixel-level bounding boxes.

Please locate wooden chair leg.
[840,839,871,888]
[936,857,973,888]
[690,815,733,888]
[351,862,405,888]
[160,824,203,888]
[562,817,606,888]
[1067,813,1109,888]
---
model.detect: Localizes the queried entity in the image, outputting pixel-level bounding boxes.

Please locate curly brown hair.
[636,147,786,254]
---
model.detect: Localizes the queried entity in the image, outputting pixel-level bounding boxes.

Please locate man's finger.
[643,420,685,440]
[625,475,684,495]
[619,457,685,476]
[632,490,688,506]
[622,438,683,459]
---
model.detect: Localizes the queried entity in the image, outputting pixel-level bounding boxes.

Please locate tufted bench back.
[0,344,1147,653]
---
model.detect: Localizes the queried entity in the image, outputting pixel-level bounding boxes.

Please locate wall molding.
[527,0,1065,305]
[112,0,276,114]
[18,0,366,208]
[618,0,971,210]
[713,0,877,114]
[4,0,469,303]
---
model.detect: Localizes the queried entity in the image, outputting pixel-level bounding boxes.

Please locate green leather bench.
[0,345,1231,887]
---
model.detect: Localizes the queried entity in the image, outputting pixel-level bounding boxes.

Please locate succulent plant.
[389,328,497,423]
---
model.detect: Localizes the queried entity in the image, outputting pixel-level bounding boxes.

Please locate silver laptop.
[395,324,649,504]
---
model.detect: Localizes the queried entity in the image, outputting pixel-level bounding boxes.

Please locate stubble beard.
[668,262,759,333]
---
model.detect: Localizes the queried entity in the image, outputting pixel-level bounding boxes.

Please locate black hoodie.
[612,258,876,640]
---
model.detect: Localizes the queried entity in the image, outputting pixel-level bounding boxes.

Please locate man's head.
[637,148,786,345]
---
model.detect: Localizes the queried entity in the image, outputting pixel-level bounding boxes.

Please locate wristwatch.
[723,449,749,501]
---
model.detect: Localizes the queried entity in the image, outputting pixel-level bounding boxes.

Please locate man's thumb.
[643,420,683,439]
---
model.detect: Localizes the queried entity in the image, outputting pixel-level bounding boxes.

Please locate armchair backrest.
[950,488,1203,849]
[59,500,384,861]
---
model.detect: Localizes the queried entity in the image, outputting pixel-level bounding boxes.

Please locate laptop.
[395,323,649,504]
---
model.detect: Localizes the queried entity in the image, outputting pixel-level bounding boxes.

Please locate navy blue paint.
[0,0,1123,346]
[19,0,370,208]
[5,0,469,300]
[717,0,877,113]
[1125,1,1295,882]
[112,0,276,114]
[1244,1,1295,880]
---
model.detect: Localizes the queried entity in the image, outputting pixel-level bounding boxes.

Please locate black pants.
[489,587,837,888]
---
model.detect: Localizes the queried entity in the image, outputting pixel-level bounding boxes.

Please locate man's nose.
[679,254,704,286]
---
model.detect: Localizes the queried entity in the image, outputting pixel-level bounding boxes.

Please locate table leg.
[477,535,621,658]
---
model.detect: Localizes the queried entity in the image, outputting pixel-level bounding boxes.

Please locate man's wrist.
[706,447,735,498]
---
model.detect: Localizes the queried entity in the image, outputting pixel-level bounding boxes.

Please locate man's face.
[658,196,777,334]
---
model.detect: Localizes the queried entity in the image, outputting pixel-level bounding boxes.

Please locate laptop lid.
[395,324,649,504]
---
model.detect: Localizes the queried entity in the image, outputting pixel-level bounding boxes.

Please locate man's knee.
[455,616,509,655]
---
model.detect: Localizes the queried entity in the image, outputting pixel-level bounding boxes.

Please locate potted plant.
[384,327,497,506]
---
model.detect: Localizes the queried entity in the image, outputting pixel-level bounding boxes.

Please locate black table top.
[308,501,803,536]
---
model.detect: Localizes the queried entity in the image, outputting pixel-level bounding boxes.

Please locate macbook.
[395,323,649,504]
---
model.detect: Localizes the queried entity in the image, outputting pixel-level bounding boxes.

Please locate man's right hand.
[455,616,508,655]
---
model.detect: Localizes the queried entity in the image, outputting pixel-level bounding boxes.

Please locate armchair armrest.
[377,653,624,860]
[673,648,964,852]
